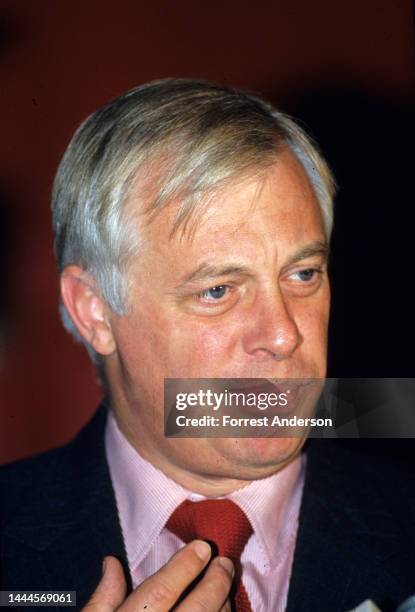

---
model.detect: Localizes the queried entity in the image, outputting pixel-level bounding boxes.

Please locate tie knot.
[166,499,253,564]
[166,499,253,611]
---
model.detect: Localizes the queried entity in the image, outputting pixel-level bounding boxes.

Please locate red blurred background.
[0,0,413,464]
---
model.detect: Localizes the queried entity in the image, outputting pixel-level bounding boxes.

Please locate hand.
[83,540,234,611]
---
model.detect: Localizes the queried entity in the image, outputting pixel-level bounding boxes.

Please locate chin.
[216,436,305,478]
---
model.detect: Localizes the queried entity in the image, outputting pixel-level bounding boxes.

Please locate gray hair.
[52,78,336,360]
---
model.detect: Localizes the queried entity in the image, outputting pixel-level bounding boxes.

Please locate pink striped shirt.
[105,410,305,611]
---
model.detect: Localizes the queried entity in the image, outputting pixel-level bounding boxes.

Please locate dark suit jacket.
[1,405,414,611]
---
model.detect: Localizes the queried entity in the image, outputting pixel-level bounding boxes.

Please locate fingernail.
[102,558,107,575]
[192,540,211,561]
[218,557,234,576]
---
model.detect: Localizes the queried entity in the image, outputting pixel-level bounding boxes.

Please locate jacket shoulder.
[306,438,415,532]
[0,406,108,534]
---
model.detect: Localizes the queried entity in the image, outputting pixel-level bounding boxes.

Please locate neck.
[115,410,255,496]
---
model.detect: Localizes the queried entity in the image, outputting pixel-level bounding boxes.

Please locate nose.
[242,287,302,361]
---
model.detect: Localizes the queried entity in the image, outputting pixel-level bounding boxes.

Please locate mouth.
[219,378,319,417]
[226,377,315,391]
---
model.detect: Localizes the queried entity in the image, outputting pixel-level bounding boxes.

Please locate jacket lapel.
[286,440,412,612]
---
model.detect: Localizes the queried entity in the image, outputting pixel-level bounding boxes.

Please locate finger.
[121,540,211,612]
[82,556,127,611]
[175,556,234,612]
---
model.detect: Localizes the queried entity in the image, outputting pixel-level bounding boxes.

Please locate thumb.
[82,556,127,611]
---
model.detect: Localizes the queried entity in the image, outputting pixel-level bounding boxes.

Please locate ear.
[60,265,116,356]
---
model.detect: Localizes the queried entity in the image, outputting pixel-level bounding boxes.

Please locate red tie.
[166,499,253,612]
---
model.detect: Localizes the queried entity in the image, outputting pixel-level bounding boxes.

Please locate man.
[1,79,414,611]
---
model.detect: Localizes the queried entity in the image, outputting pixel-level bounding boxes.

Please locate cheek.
[114,302,238,380]
[112,301,175,390]
[296,300,330,366]
[300,306,329,336]
[297,284,330,334]
[166,317,241,376]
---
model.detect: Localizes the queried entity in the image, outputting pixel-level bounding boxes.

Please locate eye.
[284,267,325,296]
[293,268,320,282]
[198,285,230,301]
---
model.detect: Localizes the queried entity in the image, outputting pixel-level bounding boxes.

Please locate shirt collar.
[105,411,188,570]
[106,410,305,573]
[229,454,305,569]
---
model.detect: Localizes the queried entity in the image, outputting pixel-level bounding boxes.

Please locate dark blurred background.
[0,0,413,464]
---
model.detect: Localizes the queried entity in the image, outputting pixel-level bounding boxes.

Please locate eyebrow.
[179,263,253,286]
[287,240,329,265]
[176,240,329,289]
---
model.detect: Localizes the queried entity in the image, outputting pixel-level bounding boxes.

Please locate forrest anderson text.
[176,415,333,427]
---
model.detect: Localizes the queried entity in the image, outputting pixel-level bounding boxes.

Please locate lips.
[216,378,321,418]
[225,378,313,395]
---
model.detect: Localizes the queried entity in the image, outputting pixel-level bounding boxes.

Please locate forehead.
[130,149,325,268]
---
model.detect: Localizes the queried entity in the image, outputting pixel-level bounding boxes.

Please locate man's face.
[106,149,330,492]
